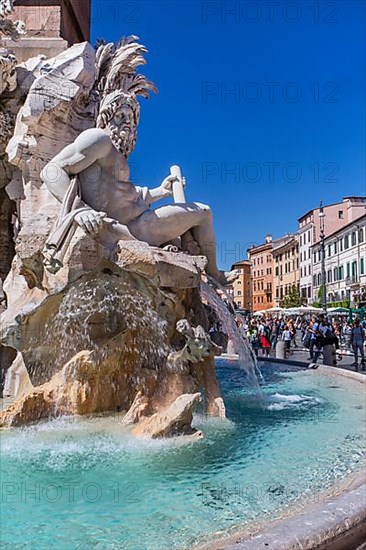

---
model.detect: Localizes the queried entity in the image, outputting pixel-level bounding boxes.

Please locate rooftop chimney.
[265,234,273,243]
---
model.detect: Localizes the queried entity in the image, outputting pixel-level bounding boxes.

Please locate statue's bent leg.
[128,202,226,283]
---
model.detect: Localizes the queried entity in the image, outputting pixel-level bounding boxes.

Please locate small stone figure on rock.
[171,319,223,365]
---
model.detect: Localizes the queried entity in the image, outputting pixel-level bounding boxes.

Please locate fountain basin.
[1,360,365,549]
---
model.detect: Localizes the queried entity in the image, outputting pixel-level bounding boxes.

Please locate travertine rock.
[3,350,33,398]
[6,42,97,248]
[121,391,149,425]
[117,241,207,289]
[132,393,202,439]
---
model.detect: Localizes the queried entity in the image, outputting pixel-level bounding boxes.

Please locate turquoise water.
[1,361,365,550]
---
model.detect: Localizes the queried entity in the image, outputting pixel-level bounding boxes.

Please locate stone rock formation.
[132,392,202,439]
[121,391,149,425]
[0,243,222,432]
[3,350,32,398]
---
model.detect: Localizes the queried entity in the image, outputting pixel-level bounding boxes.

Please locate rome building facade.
[248,235,275,312]
[231,260,251,310]
[298,196,366,304]
[311,214,366,308]
[273,236,300,306]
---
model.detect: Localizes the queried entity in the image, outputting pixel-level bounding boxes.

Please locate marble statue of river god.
[40,37,235,285]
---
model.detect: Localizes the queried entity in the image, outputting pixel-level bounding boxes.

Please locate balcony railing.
[346,276,359,285]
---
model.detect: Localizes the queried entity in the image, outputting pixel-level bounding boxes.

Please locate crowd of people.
[237,314,366,371]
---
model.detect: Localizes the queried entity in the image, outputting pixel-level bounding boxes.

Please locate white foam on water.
[0,413,206,467]
[266,392,325,411]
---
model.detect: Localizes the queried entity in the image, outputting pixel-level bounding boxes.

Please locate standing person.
[351,319,365,370]
[288,319,296,347]
[260,322,271,357]
[270,320,278,350]
[281,324,292,357]
[308,316,319,362]
[247,322,261,358]
[344,321,353,351]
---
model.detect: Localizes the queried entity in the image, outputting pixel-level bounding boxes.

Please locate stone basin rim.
[196,360,366,550]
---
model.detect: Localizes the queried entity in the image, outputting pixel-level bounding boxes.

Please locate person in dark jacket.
[351,319,365,370]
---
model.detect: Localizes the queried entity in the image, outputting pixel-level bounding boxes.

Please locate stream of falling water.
[201,281,262,390]
[40,277,170,380]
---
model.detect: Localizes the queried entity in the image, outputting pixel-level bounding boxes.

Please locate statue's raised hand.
[160,175,178,197]
[74,209,107,235]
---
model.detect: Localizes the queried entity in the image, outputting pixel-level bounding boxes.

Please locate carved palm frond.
[95,35,157,101]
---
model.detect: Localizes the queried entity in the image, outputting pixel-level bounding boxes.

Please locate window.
[328,244,331,257]
[334,242,337,254]
[352,261,357,278]
[327,270,332,283]
[275,266,279,276]
[346,263,350,278]
[338,265,344,280]
[344,235,349,249]
[359,228,364,243]
[237,280,242,284]
[338,210,344,219]
[237,301,241,306]
[237,291,242,296]
[361,258,365,275]
[351,232,356,246]
[333,267,338,281]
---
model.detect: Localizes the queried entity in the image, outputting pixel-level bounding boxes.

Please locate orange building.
[248,235,274,312]
[231,260,252,310]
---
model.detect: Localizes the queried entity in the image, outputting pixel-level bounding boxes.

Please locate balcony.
[345,276,359,288]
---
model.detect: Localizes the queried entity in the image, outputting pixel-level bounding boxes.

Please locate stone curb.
[214,479,366,549]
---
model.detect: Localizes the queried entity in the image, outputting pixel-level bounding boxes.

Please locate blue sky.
[91,0,365,269]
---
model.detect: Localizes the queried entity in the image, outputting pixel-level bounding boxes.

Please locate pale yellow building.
[273,236,300,306]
